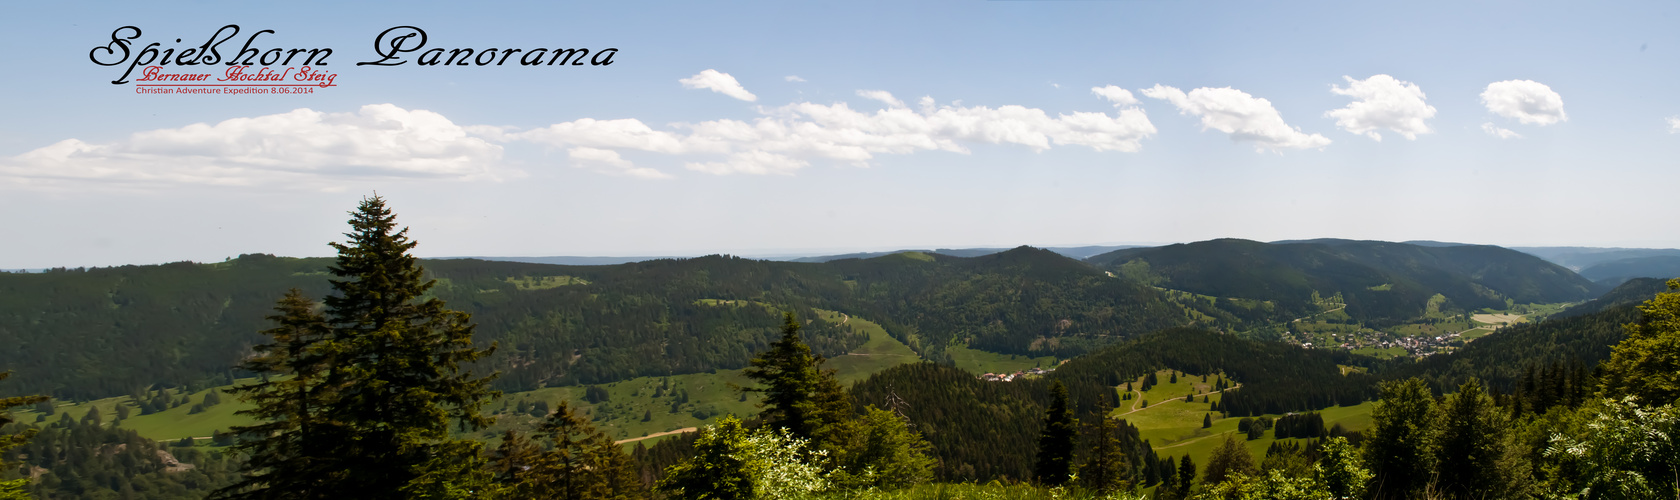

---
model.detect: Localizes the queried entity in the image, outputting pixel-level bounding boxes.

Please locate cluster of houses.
[1297,329,1482,358]
[1354,333,1467,357]
[978,367,1053,382]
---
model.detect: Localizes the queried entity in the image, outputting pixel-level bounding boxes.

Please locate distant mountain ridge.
[1554,277,1673,318]
[1512,246,1680,270]
[0,247,1183,400]
[2,238,1619,401]
[786,245,1142,263]
[448,245,1144,266]
[1087,238,1601,326]
[1578,256,1680,286]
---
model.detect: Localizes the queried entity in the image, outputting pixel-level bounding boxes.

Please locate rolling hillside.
[0,248,1187,400]
[1087,239,1601,326]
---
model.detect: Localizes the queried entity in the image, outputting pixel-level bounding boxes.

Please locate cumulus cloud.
[1482,123,1522,139]
[680,69,758,102]
[784,75,806,82]
[0,104,503,188]
[856,90,906,108]
[1141,84,1330,151]
[1091,85,1140,106]
[1667,116,1680,134]
[1481,80,1566,125]
[567,147,671,179]
[518,90,1157,175]
[685,151,808,175]
[1325,75,1436,141]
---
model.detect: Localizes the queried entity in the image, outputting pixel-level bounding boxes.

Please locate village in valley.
[977,366,1055,382]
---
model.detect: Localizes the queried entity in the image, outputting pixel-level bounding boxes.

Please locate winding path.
[615,427,697,445]
[1119,383,1241,415]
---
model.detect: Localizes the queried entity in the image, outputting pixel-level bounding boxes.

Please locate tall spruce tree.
[742,312,852,452]
[320,196,499,498]
[1176,455,1196,498]
[1078,397,1131,494]
[225,196,499,499]
[1034,380,1077,486]
[215,289,339,499]
[493,401,643,500]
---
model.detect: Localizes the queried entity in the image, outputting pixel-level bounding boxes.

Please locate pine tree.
[1429,378,1511,498]
[486,430,542,495]
[1079,398,1131,494]
[1202,434,1256,485]
[1202,413,1212,429]
[1157,456,1179,498]
[500,400,644,500]
[0,372,49,499]
[1034,380,1078,485]
[214,293,345,496]
[222,196,499,499]
[742,312,852,452]
[1176,455,1196,498]
[1362,377,1435,499]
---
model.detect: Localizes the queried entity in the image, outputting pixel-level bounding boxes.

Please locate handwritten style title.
[90,25,618,85]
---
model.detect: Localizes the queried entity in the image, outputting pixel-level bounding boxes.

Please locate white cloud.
[685,151,808,175]
[1141,84,1331,151]
[567,147,671,179]
[0,104,503,188]
[1482,122,1522,139]
[1667,116,1680,133]
[520,118,703,155]
[519,92,1157,175]
[856,90,906,108]
[1092,85,1140,106]
[1325,75,1436,141]
[784,75,806,82]
[680,69,758,102]
[1481,80,1566,125]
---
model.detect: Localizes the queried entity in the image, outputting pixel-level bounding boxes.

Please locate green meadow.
[946,345,1058,375]
[1109,369,1375,471]
[18,307,925,449]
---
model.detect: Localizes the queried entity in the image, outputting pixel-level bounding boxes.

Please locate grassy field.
[813,309,921,384]
[1459,328,1495,340]
[1104,369,1375,471]
[17,384,258,442]
[1389,318,1476,338]
[20,307,921,448]
[946,345,1057,375]
[1136,400,1376,469]
[1351,346,1409,359]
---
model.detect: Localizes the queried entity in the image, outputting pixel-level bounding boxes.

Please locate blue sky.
[2,1,1677,268]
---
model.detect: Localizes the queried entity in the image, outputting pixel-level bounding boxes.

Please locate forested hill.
[1554,277,1672,318]
[825,247,1185,356]
[1086,238,1601,326]
[0,247,1189,400]
[851,327,1379,482]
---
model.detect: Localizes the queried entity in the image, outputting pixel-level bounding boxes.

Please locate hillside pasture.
[946,345,1058,375]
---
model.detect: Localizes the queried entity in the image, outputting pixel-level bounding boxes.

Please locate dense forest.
[1087,239,1601,327]
[2,235,1619,402]
[6,197,1680,499]
[0,247,1191,401]
[1054,329,1380,416]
